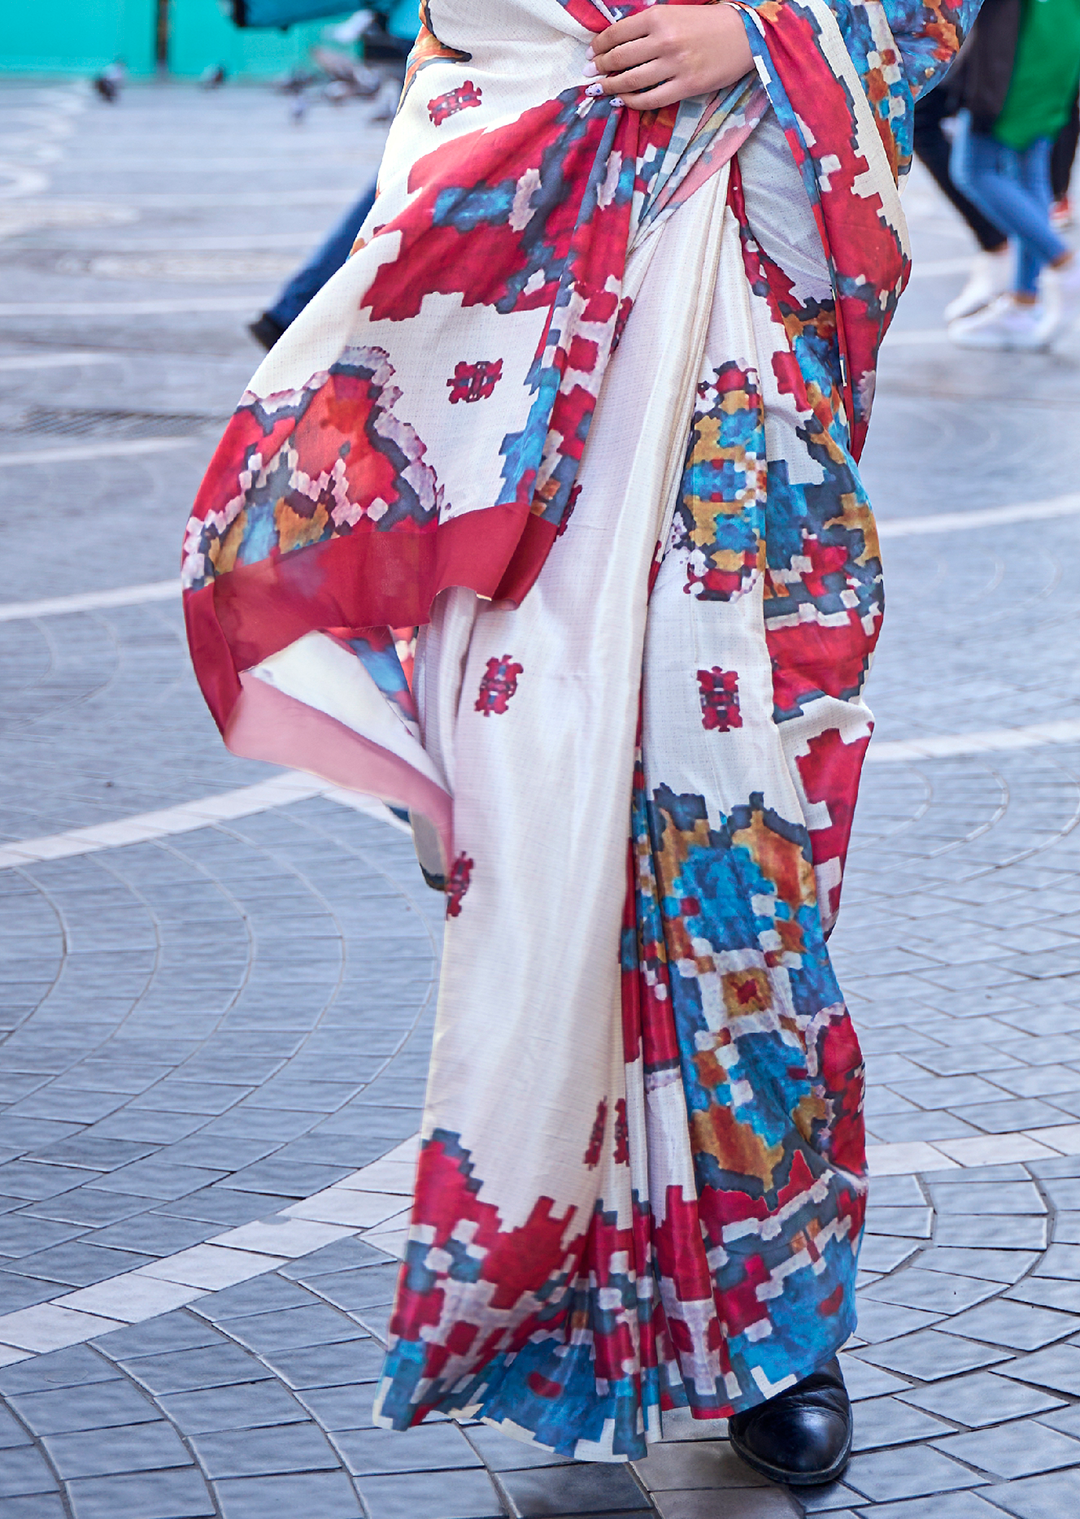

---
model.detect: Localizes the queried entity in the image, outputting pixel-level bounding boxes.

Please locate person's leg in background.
[913,85,1012,320]
[249,182,378,350]
[1051,90,1079,225]
[949,109,1079,347]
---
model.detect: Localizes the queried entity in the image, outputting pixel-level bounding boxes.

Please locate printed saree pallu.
[183,0,976,1463]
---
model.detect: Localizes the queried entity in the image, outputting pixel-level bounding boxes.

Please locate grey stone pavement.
[1,75,1080,1519]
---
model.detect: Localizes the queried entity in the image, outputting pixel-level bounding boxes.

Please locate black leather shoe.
[728,1357,852,1486]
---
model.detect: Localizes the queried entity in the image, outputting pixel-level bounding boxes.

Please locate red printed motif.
[429,80,483,125]
[696,667,742,732]
[556,481,582,538]
[446,852,473,917]
[475,655,523,715]
[584,1099,607,1167]
[447,359,504,404]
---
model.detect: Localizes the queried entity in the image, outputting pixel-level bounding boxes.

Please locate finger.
[619,79,685,112]
[595,59,671,96]
[591,13,654,58]
[592,37,657,76]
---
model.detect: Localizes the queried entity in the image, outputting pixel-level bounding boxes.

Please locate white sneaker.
[943,246,1012,322]
[1040,257,1080,343]
[948,293,1051,350]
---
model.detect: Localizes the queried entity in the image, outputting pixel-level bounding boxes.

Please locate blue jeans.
[950,110,1068,296]
[265,182,378,329]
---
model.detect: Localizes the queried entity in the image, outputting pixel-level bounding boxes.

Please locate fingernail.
[611,97,624,108]
[585,81,604,97]
[582,58,598,78]
[586,46,595,59]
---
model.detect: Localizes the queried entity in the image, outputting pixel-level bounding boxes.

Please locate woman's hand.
[585,5,755,112]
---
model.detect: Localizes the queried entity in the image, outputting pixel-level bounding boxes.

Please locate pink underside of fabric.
[226,672,453,864]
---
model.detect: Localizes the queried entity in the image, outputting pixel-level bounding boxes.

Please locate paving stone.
[24,1189,158,1227]
[0,1445,60,1496]
[1004,1278,1080,1313]
[896,1367,1068,1428]
[298,1262,402,1310]
[0,1498,66,1519]
[4,1241,152,1287]
[94,1310,223,1360]
[215,1470,366,1517]
[936,1298,1079,1351]
[850,1496,1017,1519]
[41,1421,193,1478]
[915,1247,1040,1284]
[65,1466,216,1519]
[799,1481,865,1512]
[193,1273,318,1321]
[294,1380,381,1430]
[7,1378,161,1434]
[843,1445,986,1502]
[927,1183,1046,1216]
[0,1270,70,1314]
[86,1212,217,1257]
[355,1468,504,1518]
[336,1423,484,1476]
[995,1343,1080,1396]
[282,1236,391,1277]
[650,1492,797,1519]
[111,1342,272,1395]
[0,1407,33,1447]
[463,1425,576,1472]
[633,1441,769,1489]
[852,1299,943,1343]
[860,1268,999,1315]
[1032,1243,1080,1279]
[156,1187,293,1225]
[930,1418,1080,1479]
[263,1337,386,1389]
[981,1471,1080,1519]
[0,1344,118,1394]
[932,1216,1049,1251]
[157,1379,310,1433]
[851,1395,953,1451]
[864,1207,933,1238]
[498,1464,651,1514]
[852,1329,1013,1382]
[223,1303,369,1353]
[836,1354,912,1401]
[190,1420,341,1477]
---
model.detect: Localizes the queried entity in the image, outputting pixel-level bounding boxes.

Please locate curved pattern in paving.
[0,74,1079,1519]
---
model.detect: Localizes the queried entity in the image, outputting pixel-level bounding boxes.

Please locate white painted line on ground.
[0,771,407,871]
[0,296,272,317]
[881,328,951,347]
[0,578,180,621]
[906,256,975,278]
[878,491,1080,539]
[867,717,1080,764]
[0,437,204,468]
[0,351,123,371]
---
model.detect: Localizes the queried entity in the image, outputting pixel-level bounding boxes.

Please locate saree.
[183,0,977,1462]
